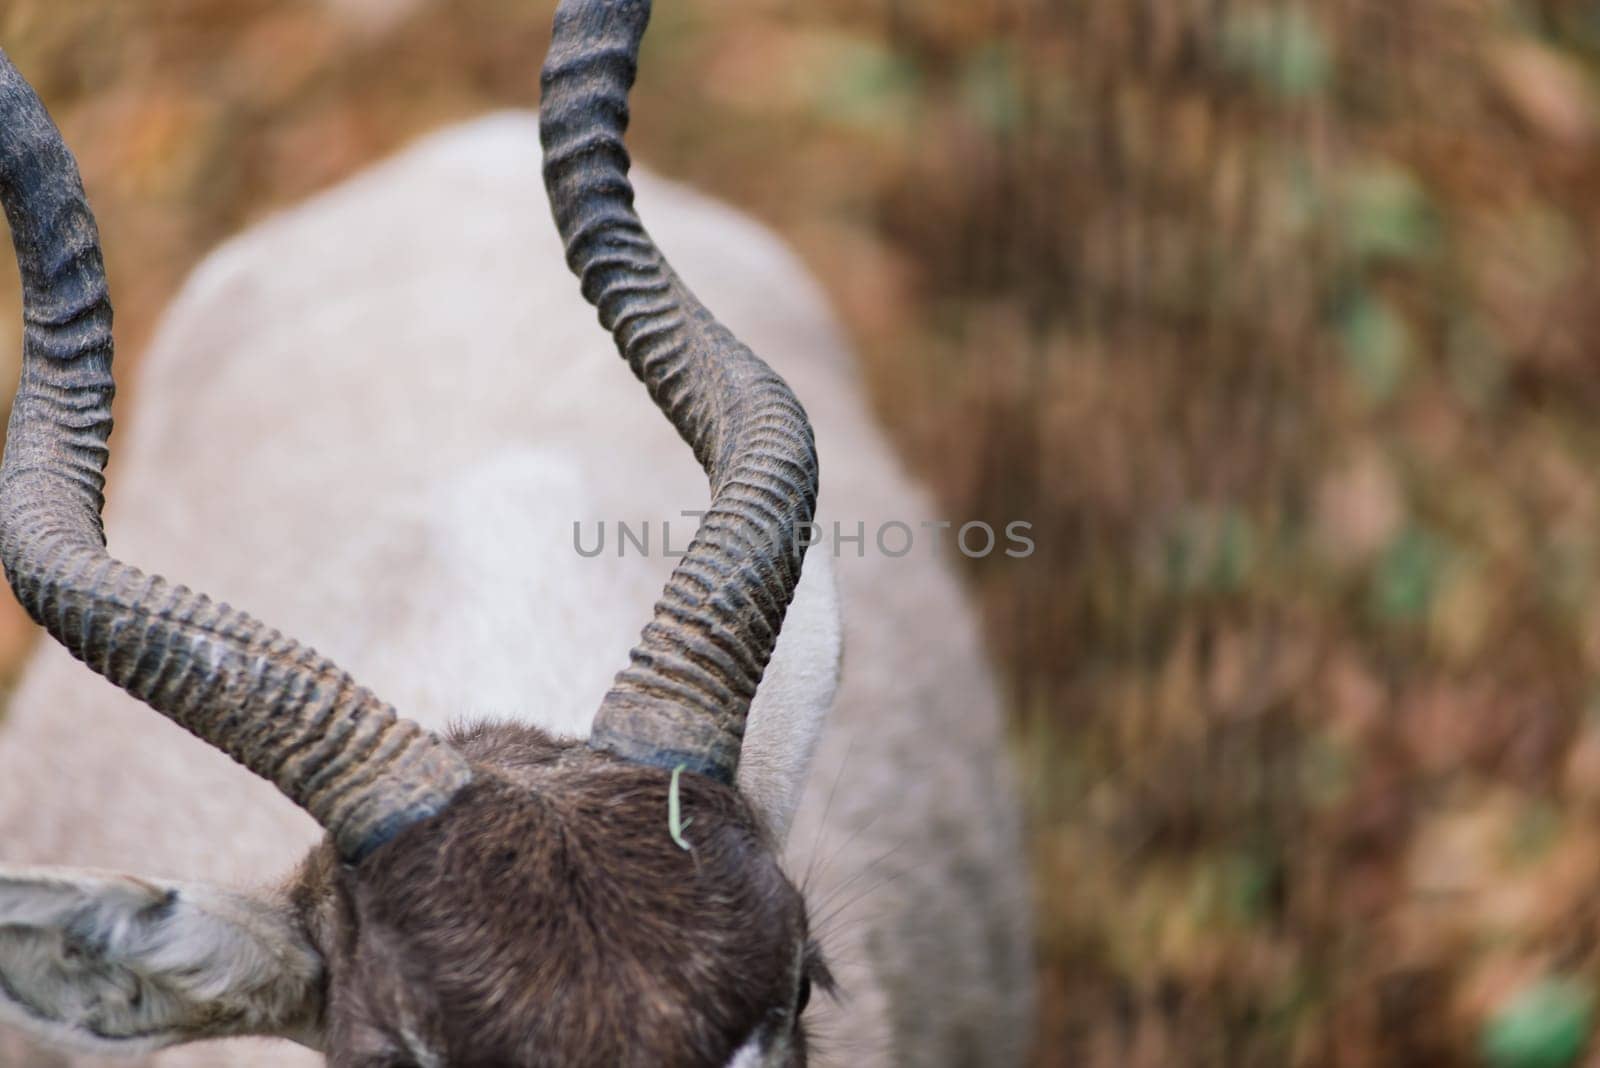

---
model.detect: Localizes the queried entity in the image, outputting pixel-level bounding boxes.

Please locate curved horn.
[541,0,820,785]
[0,51,470,863]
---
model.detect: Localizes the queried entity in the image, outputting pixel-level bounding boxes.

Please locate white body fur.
[0,115,1032,1066]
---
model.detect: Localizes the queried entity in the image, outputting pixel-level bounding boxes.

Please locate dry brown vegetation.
[8,0,1600,1064]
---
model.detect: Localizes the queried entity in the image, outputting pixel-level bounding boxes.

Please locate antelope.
[0,2,1033,1065]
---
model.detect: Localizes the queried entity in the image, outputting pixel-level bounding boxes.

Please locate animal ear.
[0,866,324,1056]
[738,546,842,843]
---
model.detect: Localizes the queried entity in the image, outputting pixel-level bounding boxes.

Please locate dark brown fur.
[291,725,827,1067]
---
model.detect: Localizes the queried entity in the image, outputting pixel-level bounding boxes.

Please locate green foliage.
[1340,163,1439,264]
[1508,802,1562,865]
[1197,850,1275,926]
[813,37,921,132]
[961,41,1024,134]
[1447,317,1509,410]
[1300,732,1356,808]
[1371,525,1448,623]
[1338,292,1413,405]
[1220,9,1333,100]
[1164,506,1256,595]
[1481,978,1593,1068]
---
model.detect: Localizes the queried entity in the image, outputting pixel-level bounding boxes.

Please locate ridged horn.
[541,0,820,785]
[0,49,470,863]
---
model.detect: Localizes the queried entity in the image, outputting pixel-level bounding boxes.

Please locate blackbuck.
[0,1,1032,1065]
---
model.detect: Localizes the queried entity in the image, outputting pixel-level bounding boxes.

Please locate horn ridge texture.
[541,0,820,785]
[0,50,470,863]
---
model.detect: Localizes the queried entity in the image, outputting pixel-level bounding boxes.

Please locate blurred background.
[6,0,1600,1064]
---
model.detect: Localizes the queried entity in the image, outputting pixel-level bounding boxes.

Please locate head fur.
[306,724,829,1067]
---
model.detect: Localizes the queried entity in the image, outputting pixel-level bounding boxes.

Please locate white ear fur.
[737,545,842,844]
[0,867,323,1056]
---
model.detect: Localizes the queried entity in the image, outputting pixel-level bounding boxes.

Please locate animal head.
[0,2,833,1065]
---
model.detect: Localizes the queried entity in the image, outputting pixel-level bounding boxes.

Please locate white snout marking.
[725,1031,766,1068]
